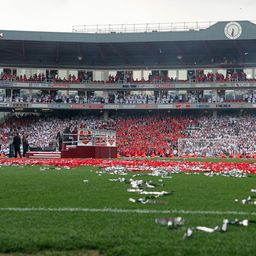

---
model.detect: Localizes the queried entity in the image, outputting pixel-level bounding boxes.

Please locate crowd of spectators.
[0,112,255,158]
[1,90,256,105]
[0,70,253,84]
[181,115,256,157]
[190,70,248,82]
[0,72,91,83]
[0,115,115,155]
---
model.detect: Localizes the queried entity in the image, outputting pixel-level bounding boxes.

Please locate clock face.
[224,22,242,39]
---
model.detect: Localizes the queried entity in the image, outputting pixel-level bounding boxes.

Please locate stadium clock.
[224,22,242,39]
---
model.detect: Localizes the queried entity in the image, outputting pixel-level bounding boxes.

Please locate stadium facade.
[0,20,256,114]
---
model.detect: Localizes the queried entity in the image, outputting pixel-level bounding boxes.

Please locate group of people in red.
[190,70,247,82]
[116,114,192,157]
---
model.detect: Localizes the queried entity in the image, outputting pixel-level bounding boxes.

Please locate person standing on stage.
[13,132,22,158]
[22,134,29,157]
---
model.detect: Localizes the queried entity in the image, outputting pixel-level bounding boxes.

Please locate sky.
[1,0,255,32]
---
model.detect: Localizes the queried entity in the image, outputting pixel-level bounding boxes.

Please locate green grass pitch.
[0,164,256,255]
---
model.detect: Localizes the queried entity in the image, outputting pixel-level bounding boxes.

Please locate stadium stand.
[1,112,255,158]
[0,20,256,158]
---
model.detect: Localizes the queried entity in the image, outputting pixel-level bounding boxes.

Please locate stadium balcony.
[0,71,254,84]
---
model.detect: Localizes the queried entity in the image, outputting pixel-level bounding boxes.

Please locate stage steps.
[27,151,61,159]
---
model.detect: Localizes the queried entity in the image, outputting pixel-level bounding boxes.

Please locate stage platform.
[61,145,117,158]
[26,146,117,159]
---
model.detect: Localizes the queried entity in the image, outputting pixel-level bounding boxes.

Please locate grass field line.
[0,207,256,216]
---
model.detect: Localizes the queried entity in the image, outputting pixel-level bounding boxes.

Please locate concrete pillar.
[103,71,110,81]
[176,70,179,80]
[213,110,217,118]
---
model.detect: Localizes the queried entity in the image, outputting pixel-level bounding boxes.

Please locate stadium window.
[32,69,45,75]
[152,70,161,82]
[217,69,226,75]
[31,90,40,97]
[143,70,151,81]
[20,89,29,97]
[19,68,32,78]
[178,70,187,81]
[243,68,252,79]
[46,70,58,81]
[78,70,93,82]
[58,70,68,81]
[108,70,116,77]
[124,71,133,83]
[16,68,25,77]
[3,68,12,75]
[57,90,67,96]
[160,70,168,82]
[68,70,78,77]
[234,90,244,100]
[133,70,142,81]
[115,71,125,82]
[94,71,104,81]
[225,90,235,100]
[94,91,104,97]
[68,91,77,96]
[187,70,195,81]
[203,90,211,94]
[168,70,177,81]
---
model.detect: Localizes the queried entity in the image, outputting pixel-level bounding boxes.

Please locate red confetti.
[0,158,255,174]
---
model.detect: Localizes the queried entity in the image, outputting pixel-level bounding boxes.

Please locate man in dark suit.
[56,131,63,151]
[22,134,29,157]
[13,132,22,158]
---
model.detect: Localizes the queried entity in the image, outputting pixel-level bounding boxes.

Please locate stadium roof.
[1,20,256,69]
